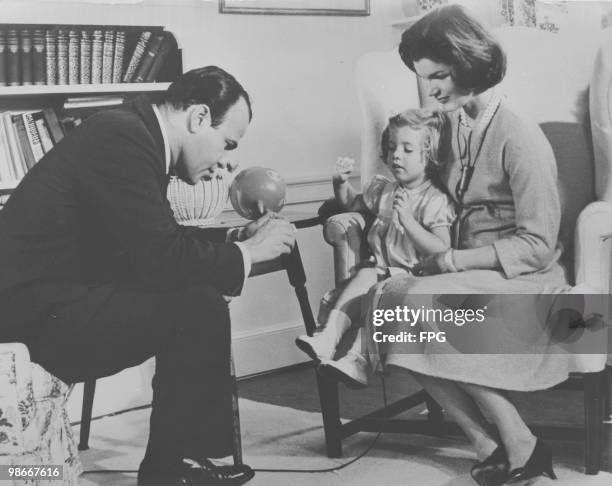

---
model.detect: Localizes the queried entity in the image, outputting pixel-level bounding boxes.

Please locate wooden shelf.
[0,83,171,97]
[0,183,18,196]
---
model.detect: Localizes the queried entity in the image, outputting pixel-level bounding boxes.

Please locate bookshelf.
[0,83,170,96]
[0,23,182,203]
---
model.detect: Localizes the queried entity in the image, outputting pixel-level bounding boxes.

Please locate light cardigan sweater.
[440,100,563,279]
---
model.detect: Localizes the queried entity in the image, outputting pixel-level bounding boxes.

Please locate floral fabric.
[0,343,82,485]
[418,1,612,34]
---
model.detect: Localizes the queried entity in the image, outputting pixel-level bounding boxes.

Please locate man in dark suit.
[0,66,296,485]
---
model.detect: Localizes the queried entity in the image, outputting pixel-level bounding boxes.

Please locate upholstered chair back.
[496,27,600,276]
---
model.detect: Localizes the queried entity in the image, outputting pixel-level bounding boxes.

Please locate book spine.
[122,31,151,83]
[45,29,57,85]
[56,29,68,85]
[32,29,46,85]
[112,30,126,84]
[68,30,80,85]
[20,29,33,86]
[42,107,64,144]
[7,30,20,86]
[133,32,165,83]
[11,115,36,170]
[0,117,15,182]
[101,30,115,84]
[0,31,7,86]
[3,113,26,180]
[22,113,45,163]
[143,33,173,83]
[90,30,103,84]
[79,30,91,84]
[34,115,54,153]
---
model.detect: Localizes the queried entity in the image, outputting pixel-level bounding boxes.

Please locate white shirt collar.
[152,104,171,175]
[458,90,502,132]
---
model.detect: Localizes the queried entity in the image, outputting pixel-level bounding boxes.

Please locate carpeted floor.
[77,363,612,486]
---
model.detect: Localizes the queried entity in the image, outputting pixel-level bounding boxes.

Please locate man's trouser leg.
[16,283,234,470]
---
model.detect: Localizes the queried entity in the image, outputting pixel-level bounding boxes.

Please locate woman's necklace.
[455,90,503,203]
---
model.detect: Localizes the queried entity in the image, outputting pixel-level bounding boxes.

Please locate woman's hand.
[393,189,416,228]
[334,157,355,184]
[412,251,456,276]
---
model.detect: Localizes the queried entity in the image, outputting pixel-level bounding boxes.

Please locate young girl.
[295,108,456,388]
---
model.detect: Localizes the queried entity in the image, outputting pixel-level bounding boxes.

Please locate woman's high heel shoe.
[470,445,510,486]
[505,439,557,483]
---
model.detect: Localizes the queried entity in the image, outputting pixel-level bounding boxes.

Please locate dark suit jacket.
[0,95,244,329]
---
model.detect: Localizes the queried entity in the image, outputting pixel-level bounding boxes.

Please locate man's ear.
[187,104,212,133]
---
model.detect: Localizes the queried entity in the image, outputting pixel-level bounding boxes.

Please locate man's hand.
[333,157,355,184]
[244,212,279,239]
[242,217,296,264]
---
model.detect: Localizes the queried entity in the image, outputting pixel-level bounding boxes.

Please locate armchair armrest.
[573,201,612,370]
[574,201,612,292]
[322,212,369,287]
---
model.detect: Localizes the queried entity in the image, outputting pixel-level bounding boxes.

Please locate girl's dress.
[317,176,455,325]
[363,176,455,271]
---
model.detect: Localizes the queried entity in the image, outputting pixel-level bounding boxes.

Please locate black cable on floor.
[252,371,390,474]
[81,372,391,476]
[70,403,152,427]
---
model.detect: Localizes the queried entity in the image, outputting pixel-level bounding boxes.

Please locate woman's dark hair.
[165,66,253,127]
[398,5,506,94]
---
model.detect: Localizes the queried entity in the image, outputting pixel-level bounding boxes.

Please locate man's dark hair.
[165,66,253,127]
[399,5,506,94]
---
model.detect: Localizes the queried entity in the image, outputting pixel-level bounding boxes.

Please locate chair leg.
[316,371,343,458]
[603,368,610,421]
[79,379,96,451]
[426,394,444,426]
[230,352,243,466]
[583,371,603,475]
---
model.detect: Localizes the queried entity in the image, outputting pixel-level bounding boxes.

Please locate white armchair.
[320,26,611,473]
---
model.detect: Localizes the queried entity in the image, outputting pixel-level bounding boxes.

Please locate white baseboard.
[232,320,310,378]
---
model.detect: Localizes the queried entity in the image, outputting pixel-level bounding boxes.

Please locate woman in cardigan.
[372,5,570,485]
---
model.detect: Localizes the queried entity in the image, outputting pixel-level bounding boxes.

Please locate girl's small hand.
[412,251,456,276]
[412,252,445,276]
[393,189,415,227]
[334,157,355,183]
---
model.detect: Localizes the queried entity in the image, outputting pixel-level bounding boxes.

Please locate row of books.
[0,108,64,188]
[0,95,131,192]
[0,26,176,86]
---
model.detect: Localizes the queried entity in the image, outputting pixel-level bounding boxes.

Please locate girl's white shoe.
[295,333,336,360]
[318,351,369,389]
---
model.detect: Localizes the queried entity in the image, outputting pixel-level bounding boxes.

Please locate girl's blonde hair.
[380,108,447,169]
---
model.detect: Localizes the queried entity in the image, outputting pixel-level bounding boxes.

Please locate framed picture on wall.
[219,0,370,16]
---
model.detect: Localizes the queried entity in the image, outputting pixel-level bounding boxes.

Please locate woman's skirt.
[364,263,580,391]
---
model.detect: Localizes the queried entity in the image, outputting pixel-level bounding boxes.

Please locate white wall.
[4,0,404,417]
[4,0,402,177]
